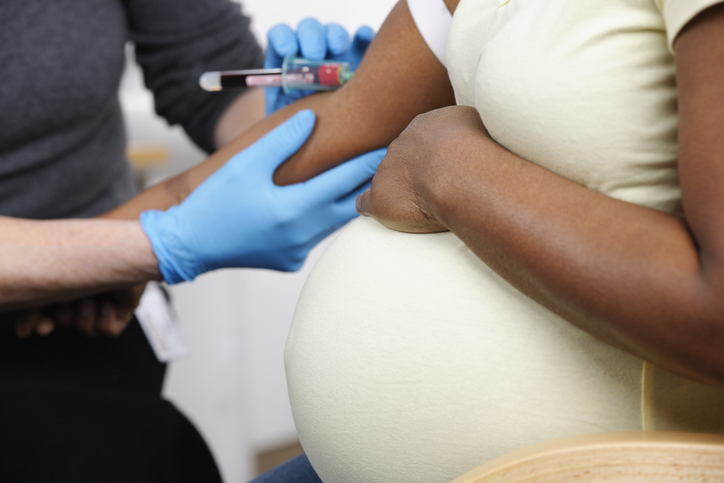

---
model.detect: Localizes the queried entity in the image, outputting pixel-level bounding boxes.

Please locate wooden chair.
[450,432,724,482]
[127,144,169,189]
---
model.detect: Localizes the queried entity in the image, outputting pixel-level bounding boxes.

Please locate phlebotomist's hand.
[140,110,385,283]
[264,18,374,115]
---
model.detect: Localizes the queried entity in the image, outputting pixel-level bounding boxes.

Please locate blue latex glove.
[140,110,386,283]
[264,18,375,115]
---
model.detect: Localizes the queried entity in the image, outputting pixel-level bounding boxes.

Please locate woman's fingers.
[96,300,119,337]
[53,302,74,329]
[34,316,55,336]
[15,309,41,338]
[74,298,98,337]
[14,287,143,339]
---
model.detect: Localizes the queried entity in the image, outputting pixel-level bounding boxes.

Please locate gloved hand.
[140,110,385,283]
[264,18,375,115]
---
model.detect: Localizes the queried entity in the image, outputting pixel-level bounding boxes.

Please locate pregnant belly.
[285,217,722,483]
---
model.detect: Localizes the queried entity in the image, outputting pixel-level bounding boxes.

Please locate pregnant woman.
[83,1,722,481]
[276,0,724,482]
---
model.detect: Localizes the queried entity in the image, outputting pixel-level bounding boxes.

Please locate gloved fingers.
[335,178,373,213]
[282,248,310,272]
[285,226,340,273]
[265,24,299,117]
[242,110,317,177]
[297,18,327,59]
[266,23,299,68]
[304,227,339,256]
[337,25,375,66]
[265,85,280,117]
[273,88,305,111]
[325,23,350,57]
[316,179,371,233]
[265,73,306,116]
[300,148,386,205]
[352,25,375,51]
[286,185,367,264]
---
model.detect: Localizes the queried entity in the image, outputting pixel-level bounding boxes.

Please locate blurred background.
[120,0,395,481]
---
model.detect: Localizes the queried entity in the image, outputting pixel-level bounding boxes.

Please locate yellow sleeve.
[654,0,724,51]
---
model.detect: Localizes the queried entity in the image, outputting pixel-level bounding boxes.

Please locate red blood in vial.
[318,65,341,86]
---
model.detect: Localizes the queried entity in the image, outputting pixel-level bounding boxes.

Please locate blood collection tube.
[199,56,354,93]
[279,56,354,93]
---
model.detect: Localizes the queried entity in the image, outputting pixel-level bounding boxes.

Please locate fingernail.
[16,324,31,338]
[356,192,369,215]
[15,313,34,338]
[36,319,55,336]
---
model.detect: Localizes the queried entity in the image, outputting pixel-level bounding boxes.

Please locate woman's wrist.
[419,108,498,232]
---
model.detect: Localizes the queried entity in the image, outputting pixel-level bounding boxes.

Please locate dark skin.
[15,0,456,337]
[100,1,455,221]
[15,287,143,338]
[357,4,724,388]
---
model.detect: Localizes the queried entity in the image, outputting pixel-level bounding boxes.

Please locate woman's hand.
[356,106,488,233]
[15,285,146,338]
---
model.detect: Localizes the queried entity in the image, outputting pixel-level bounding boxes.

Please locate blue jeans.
[250,453,322,483]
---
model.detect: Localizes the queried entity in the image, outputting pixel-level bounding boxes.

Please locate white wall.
[120,1,396,482]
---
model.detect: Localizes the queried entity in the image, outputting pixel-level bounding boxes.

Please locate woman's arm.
[358,4,724,387]
[102,0,457,221]
[8,6,449,329]
[2,1,457,309]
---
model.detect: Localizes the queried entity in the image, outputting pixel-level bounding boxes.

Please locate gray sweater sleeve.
[124,0,264,153]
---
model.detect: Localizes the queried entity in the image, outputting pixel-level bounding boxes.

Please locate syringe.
[199,56,354,94]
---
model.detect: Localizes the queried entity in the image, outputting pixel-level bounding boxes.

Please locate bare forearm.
[0,217,160,310]
[102,0,455,221]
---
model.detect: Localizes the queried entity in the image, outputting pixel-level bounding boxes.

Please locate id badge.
[134,282,188,362]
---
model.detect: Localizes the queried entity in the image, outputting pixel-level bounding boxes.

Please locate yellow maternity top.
[285,1,724,482]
